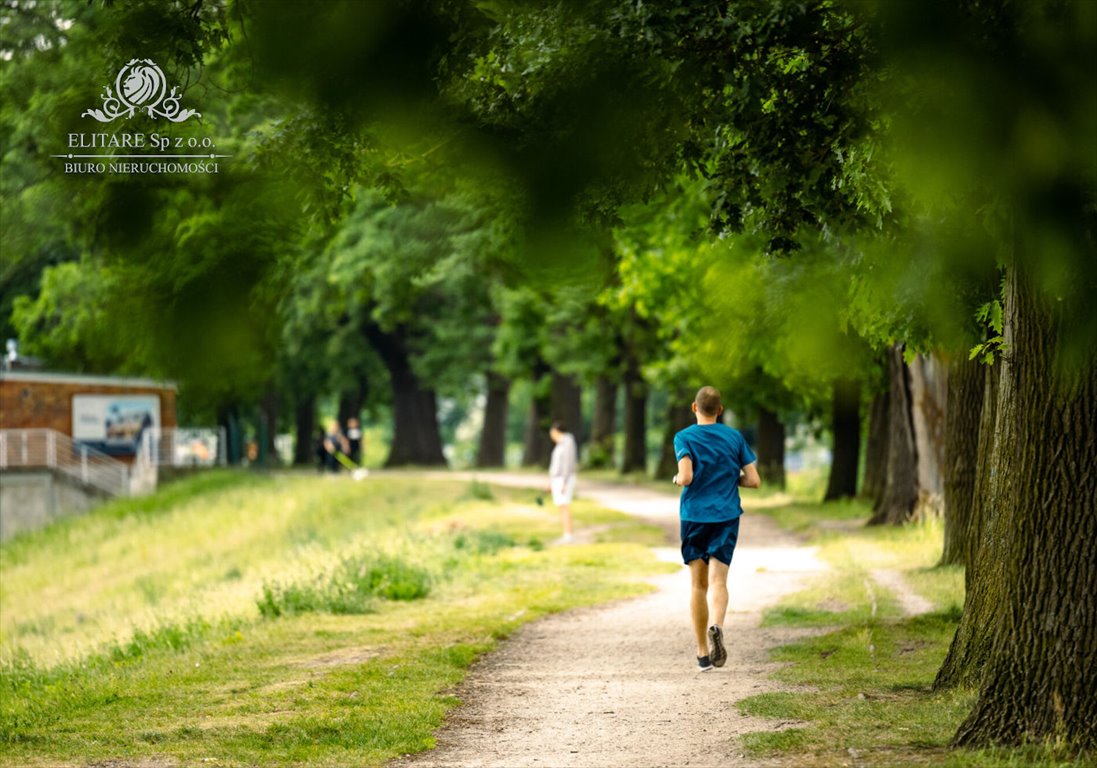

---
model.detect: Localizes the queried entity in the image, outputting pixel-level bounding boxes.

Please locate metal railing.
[136,427,226,467]
[0,429,130,497]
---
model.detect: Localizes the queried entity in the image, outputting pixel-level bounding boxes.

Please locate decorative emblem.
[82,58,201,123]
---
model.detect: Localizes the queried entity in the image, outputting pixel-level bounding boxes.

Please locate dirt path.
[870,568,934,617]
[390,474,827,768]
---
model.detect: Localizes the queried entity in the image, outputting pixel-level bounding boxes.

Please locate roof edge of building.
[0,370,178,391]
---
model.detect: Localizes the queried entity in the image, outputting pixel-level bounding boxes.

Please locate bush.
[464,480,495,501]
[453,529,516,555]
[257,553,431,618]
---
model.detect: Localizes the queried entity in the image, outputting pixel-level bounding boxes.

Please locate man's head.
[549,420,568,442]
[693,386,723,419]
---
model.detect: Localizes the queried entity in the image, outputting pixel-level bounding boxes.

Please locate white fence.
[0,429,130,497]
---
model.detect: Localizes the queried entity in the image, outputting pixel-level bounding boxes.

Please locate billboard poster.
[72,394,161,456]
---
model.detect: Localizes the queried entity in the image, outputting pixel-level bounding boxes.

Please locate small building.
[0,371,178,540]
[0,371,177,461]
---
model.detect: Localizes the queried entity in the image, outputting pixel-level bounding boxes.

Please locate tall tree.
[938,355,986,567]
[869,346,919,525]
[822,378,861,500]
[877,0,1097,747]
[475,371,510,468]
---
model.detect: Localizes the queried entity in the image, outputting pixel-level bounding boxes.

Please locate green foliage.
[452,529,515,555]
[969,301,1006,364]
[109,619,212,663]
[257,552,431,618]
[462,479,496,501]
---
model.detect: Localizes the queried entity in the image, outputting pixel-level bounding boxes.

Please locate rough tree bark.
[938,355,986,567]
[935,360,1001,689]
[861,386,890,507]
[656,391,695,479]
[909,354,948,518]
[823,378,860,500]
[621,356,648,474]
[588,376,618,468]
[362,323,446,467]
[951,266,1097,749]
[756,406,787,490]
[475,371,509,468]
[869,346,919,525]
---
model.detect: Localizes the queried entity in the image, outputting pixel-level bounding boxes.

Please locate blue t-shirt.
[674,423,757,523]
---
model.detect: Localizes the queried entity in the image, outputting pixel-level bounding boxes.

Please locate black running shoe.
[697,655,714,672]
[708,625,727,668]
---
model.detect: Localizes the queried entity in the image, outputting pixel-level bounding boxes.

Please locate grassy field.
[0,470,673,767]
[740,500,1092,768]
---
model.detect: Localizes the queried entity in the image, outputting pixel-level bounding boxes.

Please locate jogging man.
[673,386,761,671]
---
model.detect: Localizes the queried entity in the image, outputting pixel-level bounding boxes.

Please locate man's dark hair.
[695,386,723,417]
[551,420,568,432]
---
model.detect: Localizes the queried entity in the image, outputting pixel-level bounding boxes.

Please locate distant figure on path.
[672,386,761,671]
[346,417,363,466]
[322,419,346,473]
[548,420,578,543]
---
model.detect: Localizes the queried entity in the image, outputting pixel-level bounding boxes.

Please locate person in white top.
[548,420,578,543]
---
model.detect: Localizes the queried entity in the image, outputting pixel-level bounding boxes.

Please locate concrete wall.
[0,469,107,541]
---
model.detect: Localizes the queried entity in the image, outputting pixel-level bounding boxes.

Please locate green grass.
[0,471,674,767]
[740,500,1093,767]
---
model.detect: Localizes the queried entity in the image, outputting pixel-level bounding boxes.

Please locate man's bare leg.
[560,503,573,538]
[689,559,710,657]
[708,558,730,628]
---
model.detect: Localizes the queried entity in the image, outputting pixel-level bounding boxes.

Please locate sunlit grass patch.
[0,469,671,767]
[761,498,868,535]
[0,472,461,665]
[745,499,1089,766]
[739,612,977,764]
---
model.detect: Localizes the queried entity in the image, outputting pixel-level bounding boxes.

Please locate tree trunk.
[521,364,552,467]
[337,381,366,431]
[909,354,948,518]
[938,355,986,567]
[656,391,695,479]
[293,394,317,466]
[823,378,860,500]
[951,265,1097,749]
[475,372,509,468]
[550,372,583,442]
[588,376,617,468]
[621,359,648,474]
[756,406,787,490]
[217,404,244,465]
[861,385,890,506]
[935,360,1001,689]
[869,345,918,525]
[362,323,446,467]
[259,387,280,466]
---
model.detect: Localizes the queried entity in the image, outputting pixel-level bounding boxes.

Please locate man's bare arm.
[739,462,761,488]
[673,456,693,486]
